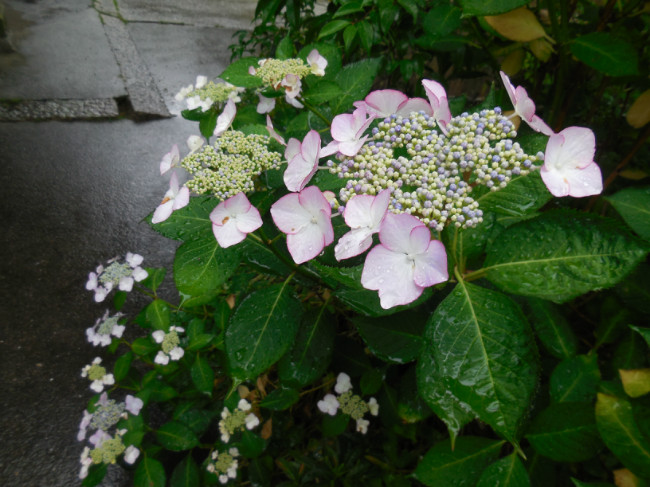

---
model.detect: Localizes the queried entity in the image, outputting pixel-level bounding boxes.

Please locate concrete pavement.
[0,0,256,485]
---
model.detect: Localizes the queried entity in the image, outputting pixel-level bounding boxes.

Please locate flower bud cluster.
[250,58,313,90]
[152,326,185,365]
[206,448,240,484]
[317,373,379,434]
[329,108,540,231]
[175,76,245,112]
[85,253,148,303]
[218,399,260,443]
[182,131,282,200]
[81,357,115,393]
[86,310,125,347]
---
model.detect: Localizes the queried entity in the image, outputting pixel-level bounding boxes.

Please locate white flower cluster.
[152,325,185,365]
[86,310,125,347]
[175,75,245,112]
[218,399,260,443]
[317,373,379,434]
[206,447,240,484]
[81,357,115,393]
[77,392,143,479]
[85,252,148,303]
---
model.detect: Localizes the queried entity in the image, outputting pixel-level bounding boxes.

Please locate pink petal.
[338,136,368,157]
[330,113,356,142]
[565,163,603,197]
[335,228,374,261]
[224,191,252,213]
[214,99,236,137]
[343,194,375,228]
[284,153,316,192]
[396,97,433,117]
[363,89,408,117]
[266,115,286,146]
[270,193,312,234]
[286,223,327,264]
[549,126,596,169]
[257,94,276,114]
[422,79,451,132]
[500,71,517,106]
[285,138,302,162]
[369,189,391,228]
[235,206,263,233]
[301,130,321,164]
[528,115,554,136]
[173,187,190,211]
[298,186,332,221]
[514,86,536,121]
[378,212,423,254]
[320,141,340,157]
[408,225,432,254]
[412,240,448,287]
[213,220,246,247]
[152,200,174,224]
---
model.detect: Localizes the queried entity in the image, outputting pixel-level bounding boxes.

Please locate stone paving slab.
[0,98,119,121]
[0,1,125,100]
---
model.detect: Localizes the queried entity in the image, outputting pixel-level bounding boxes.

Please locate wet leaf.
[460,0,529,16]
[134,457,166,487]
[318,20,351,40]
[414,436,504,486]
[549,354,601,403]
[331,58,382,114]
[526,298,578,359]
[191,354,214,395]
[148,196,217,242]
[570,33,639,77]
[113,351,133,382]
[596,393,650,477]
[156,421,199,451]
[170,455,200,487]
[141,268,166,292]
[226,283,303,380]
[219,57,263,88]
[259,387,300,410]
[631,325,650,349]
[354,310,426,363]
[423,5,462,37]
[476,171,551,217]
[303,80,344,104]
[526,402,603,462]
[477,453,530,487]
[146,299,170,330]
[606,186,650,241]
[423,281,539,442]
[620,369,650,398]
[484,210,649,302]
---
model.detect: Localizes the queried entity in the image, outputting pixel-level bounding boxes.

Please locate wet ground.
[0,0,256,484]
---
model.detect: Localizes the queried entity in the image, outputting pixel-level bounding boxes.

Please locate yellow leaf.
[620,168,649,180]
[619,369,650,398]
[614,468,644,487]
[501,49,525,76]
[530,38,555,62]
[626,89,650,128]
[485,8,548,42]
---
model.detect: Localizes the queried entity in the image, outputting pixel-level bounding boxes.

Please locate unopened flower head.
[176,77,245,112]
[88,393,126,432]
[207,448,240,484]
[329,108,540,231]
[181,130,282,200]
[86,253,148,302]
[88,430,126,466]
[152,326,185,365]
[81,357,115,393]
[86,310,125,347]
[250,58,314,90]
[218,399,259,443]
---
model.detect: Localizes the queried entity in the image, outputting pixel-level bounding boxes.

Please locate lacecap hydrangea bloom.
[206,448,240,484]
[175,75,245,113]
[81,357,115,393]
[218,399,260,443]
[317,373,379,434]
[86,310,125,347]
[86,253,148,302]
[152,326,185,365]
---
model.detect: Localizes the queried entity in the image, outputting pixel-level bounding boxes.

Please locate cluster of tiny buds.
[218,399,260,443]
[250,58,313,89]
[206,448,240,484]
[317,373,379,434]
[175,76,245,112]
[328,108,541,231]
[181,131,282,200]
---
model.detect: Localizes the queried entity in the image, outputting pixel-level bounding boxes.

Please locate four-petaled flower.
[271,186,334,264]
[307,49,328,76]
[361,212,448,309]
[327,106,376,157]
[152,172,190,224]
[153,326,185,365]
[500,71,553,136]
[210,192,263,248]
[540,126,602,197]
[353,89,432,118]
[422,79,452,135]
[283,130,322,192]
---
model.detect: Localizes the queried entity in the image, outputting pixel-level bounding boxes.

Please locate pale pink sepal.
[210,192,263,247]
[152,173,190,224]
[257,94,276,114]
[540,127,602,197]
[266,115,286,146]
[160,144,180,175]
[422,79,451,134]
[330,106,376,157]
[500,71,553,136]
[284,130,321,192]
[307,49,328,76]
[214,99,236,137]
[354,90,433,118]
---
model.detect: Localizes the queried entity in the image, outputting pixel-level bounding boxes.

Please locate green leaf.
[570,33,639,77]
[199,110,217,140]
[476,171,551,217]
[141,377,178,402]
[596,393,650,477]
[484,210,649,302]
[82,464,107,487]
[397,0,418,19]
[398,366,433,423]
[343,24,357,52]
[550,354,601,404]
[191,354,214,395]
[174,406,213,435]
[132,337,158,356]
[148,196,217,242]
[238,430,267,458]
[526,402,603,462]
[278,306,336,387]
[331,58,382,114]
[134,457,166,487]
[570,479,615,487]
[526,298,578,359]
[423,5,462,37]
[156,421,199,451]
[275,36,294,59]
[334,0,365,17]
[414,436,504,486]
[357,21,374,52]
[170,455,200,487]
[141,268,166,292]
[181,107,207,122]
[477,454,530,487]
[226,282,303,380]
[606,186,650,240]
[322,413,350,437]
[114,351,133,382]
[259,387,300,410]
[239,237,292,276]
[460,0,529,16]
[354,310,426,363]
[219,57,263,88]
[318,20,352,40]
[424,281,539,442]
[146,300,170,330]
[631,325,650,349]
[174,235,241,296]
[303,80,344,104]
[378,0,400,33]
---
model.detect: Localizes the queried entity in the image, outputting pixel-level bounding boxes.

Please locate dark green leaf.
[606,186,650,240]
[354,310,425,363]
[331,58,382,114]
[631,325,650,349]
[414,436,504,486]
[278,306,336,387]
[378,0,400,33]
[148,196,217,242]
[199,110,217,140]
[460,0,529,16]
[181,107,207,122]
[174,407,213,435]
[596,393,650,477]
[191,354,214,395]
[219,57,263,88]
[343,24,357,52]
[484,210,649,302]
[132,337,157,356]
[134,457,166,487]
[156,421,199,451]
[114,351,133,382]
[550,354,600,404]
[146,300,170,330]
[397,0,418,19]
[259,387,300,410]
[526,402,603,462]
[170,455,200,487]
[303,80,344,104]
[238,430,267,458]
[570,33,639,77]
[477,454,530,487]
[318,20,352,40]
[476,171,551,217]
[322,413,350,437]
[357,21,374,52]
[141,378,178,402]
[360,368,384,395]
[174,235,241,296]
[82,464,107,487]
[141,268,166,292]
[226,283,303,380]
[526,298,578,359]
[334,0,365,17]
[398,366,433,423]
[275,36,294,59]
[424,281,539,442]
[423,5,462,37]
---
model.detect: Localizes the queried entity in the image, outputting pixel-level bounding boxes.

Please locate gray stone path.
[0,0,256,485]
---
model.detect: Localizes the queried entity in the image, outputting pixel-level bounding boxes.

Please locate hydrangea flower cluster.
[329,107,540,231]
[181,131,282,200]
[218,399,260,443]
[85,253,148,303]
[206,448,240,484]
[77,392,143,479]
[86,310,125,347]
[152,326,185,365]
[317,373,379,434]
[81,357,115,393]
[175,75,245,112]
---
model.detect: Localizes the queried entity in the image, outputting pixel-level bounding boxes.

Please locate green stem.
[462,267,487,282]
[298,97,332,126]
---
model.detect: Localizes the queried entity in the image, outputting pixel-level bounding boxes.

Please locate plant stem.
[298,97,332,125]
